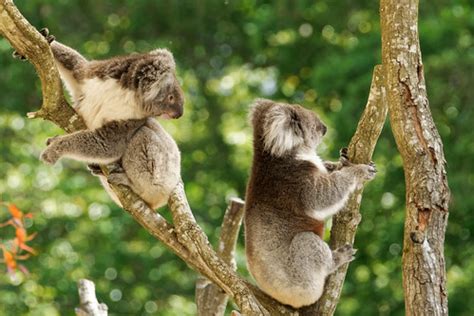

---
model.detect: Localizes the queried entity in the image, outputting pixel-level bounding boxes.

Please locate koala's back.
[121,118,181,209]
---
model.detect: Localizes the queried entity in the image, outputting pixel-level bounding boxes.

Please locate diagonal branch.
[0,0,84,132]
[196,198,245,316]
[301,65,388,316]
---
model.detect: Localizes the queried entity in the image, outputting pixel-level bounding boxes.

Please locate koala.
[37,30,182,209]
[40,118,180,209]
[244,99,376,308]
[46,34,184,128]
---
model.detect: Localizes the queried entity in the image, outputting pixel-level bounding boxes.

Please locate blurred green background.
[0,0,472,315]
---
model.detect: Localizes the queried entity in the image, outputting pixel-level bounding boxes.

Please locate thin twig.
[75,279,108,316]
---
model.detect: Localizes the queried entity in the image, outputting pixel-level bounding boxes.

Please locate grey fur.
[245,99,376,308]
[40,32,183,209]
[48,34,184,126]
[41,118,181,209]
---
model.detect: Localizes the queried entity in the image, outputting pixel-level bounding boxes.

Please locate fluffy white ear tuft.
[263,105,304,157]
[150,48,176,69]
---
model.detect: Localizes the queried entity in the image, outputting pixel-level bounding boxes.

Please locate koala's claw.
[39,28,55,43]
[339,147,348,159]
[46,135,59,146]
[87,164,103,176]
[368,162,377,174]
[332,244,357,270]
[12,50,27,61]
[339,147,351,166]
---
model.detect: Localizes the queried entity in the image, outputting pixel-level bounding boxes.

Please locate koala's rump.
[121,121,180,209]
[245,207,331,307]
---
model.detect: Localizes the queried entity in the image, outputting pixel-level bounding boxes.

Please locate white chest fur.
[296,150,328,173]
[77,78,144,129]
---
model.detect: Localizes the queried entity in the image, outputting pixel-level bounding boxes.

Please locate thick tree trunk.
[380,1,450,315]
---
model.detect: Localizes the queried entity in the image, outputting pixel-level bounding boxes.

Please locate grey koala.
[245,99,376,308]
[38,30,182,209]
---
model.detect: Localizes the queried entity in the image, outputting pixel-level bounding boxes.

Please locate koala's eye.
[321,124,327,135]
[168,95,174,103]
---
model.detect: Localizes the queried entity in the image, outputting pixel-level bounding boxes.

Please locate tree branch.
[0,0,84,131]
[380,1,449,314]
[75,279,108,316]
[301,65,388,316]
[196,198,245,316]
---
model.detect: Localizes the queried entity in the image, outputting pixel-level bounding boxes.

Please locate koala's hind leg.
[329,244,357,274]
[121,125,181,209]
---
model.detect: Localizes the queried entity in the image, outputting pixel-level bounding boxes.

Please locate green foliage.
[0,0,472,315]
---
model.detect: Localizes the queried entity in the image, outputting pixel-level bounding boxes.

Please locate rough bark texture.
[301,65,388,316]
[196,198,245,316]
[0,0,84,132]
[75,279,108,316]
[380,1,450,315]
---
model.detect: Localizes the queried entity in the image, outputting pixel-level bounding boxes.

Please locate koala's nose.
[172,106,183,119]
[321,124,327,135]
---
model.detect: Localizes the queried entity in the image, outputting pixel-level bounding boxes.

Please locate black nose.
[172,106,183,119]
[321,124,327,135]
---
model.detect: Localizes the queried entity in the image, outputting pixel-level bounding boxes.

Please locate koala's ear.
[150,48,176,69]
[262,104,304,157]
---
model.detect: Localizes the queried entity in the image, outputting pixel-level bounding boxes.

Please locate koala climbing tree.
[0,0,449,315]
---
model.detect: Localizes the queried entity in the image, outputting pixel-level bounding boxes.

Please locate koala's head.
[136,49,184,119]
[250,99,327,157]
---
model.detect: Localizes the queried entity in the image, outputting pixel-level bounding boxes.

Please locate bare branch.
[301,65,388,316]
[0,0,84,131]
[75,279,108,316]
[196,198,245,316]
[380,1,449,314]
[169,183,270,315]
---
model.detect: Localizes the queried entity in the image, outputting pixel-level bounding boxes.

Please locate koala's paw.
[107,172,131,187]
[87,164,103,176]
[12,50,27,61]
[39,28,55,44]
[46,135,60,146]
[339,147,351,166]
[40,147,60,165]
[355,162,377,181]
[332,244,357,269]
[107,162,125,174]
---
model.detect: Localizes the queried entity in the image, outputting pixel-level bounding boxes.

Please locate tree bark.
[301,65,388,316]
[196,198,245,316]
[380,1,450,315]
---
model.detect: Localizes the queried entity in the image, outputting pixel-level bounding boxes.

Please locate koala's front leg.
[41,127,132,166]
[50,41,87,74]
[40,132,122,165]
[41,119,146,165]
[324,147,351,172]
